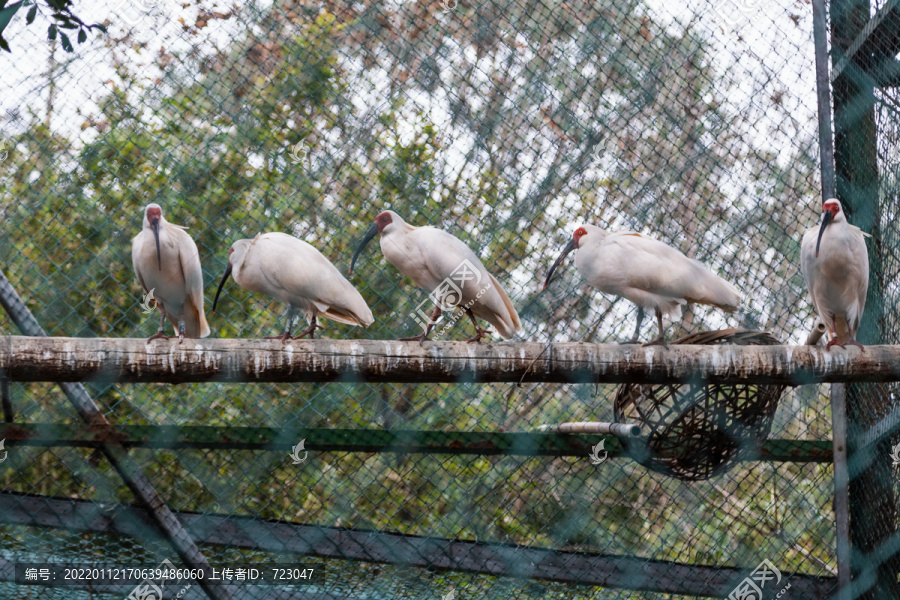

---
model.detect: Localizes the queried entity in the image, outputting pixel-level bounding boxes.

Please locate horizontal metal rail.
[0,336,891,385]
[0,492,836,598]
[0,424,832,462]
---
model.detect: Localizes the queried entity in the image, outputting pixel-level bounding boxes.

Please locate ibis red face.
[374,211,393,232]
[815,201,840,258]
[146,206,162,270]
[572,226,588,248]
[349,212,393,275]
[543,227,587,290]
[212,247,234,312]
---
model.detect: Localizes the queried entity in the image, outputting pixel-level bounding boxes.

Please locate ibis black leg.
[465,308,492,343]
[400,305,442,344]
[624,306,645,344]
[265,305,296,343]
[642,308,668,348]
[295,308,325,339]
[147,307,169,342]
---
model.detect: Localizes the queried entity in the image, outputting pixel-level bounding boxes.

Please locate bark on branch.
[0,336,891,385]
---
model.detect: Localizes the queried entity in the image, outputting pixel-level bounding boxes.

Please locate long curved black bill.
[212,263,233,312]
[815,210,833,258]
[349,223,379,276]
[151,218,161,270]
[543,239,576,290]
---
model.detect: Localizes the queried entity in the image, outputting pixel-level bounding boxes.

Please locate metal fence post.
[813,0,851,594]
[830,0,898,597]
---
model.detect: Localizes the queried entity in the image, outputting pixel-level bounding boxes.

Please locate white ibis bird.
[132,203,211,342]
[543,224,740,346]
[349,210,520,342]
[213,232,373,341]
[800,198,869,350]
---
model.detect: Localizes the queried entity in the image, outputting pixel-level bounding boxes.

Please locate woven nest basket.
[613,328,784,481]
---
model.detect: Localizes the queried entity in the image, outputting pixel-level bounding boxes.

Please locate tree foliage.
[0,0,105,52]
[0,0,834,588]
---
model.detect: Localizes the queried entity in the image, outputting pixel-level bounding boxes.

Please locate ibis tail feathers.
[477,274,521,339]
[684,267,741,313]
[180,298,211,338]
[320,306,374,328]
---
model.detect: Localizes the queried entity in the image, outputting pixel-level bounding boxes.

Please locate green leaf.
[77,28,85,43]
[0,35,9,52]
[59,30,72,52]
[0,0,24,38]
[48,23,56,39]
[25,3,34,23]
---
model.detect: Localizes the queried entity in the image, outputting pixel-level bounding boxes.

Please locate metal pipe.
[537,422,642,437]
[813,0,837,200]
[806,320,828,346]
[813,0,851,591]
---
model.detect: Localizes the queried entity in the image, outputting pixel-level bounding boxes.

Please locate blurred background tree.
[0,0,836,594]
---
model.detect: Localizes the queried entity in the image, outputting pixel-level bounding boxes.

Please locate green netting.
[2,0,897,597]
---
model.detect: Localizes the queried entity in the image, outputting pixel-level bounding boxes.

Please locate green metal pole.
[830,0,897,597]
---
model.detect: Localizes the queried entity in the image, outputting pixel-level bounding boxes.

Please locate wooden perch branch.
[0,336,895,385]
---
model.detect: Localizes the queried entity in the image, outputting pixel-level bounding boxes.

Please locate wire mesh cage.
[614,329,785,481]
[3,0,896,596]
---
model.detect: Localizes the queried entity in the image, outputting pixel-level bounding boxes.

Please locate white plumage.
[213,232,373,341]
[132,203,211,341]
[800,199,869,350]
[544,224,740,345]
[350,210,521,342]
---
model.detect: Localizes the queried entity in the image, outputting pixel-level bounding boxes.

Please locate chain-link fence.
[1,0,895,597]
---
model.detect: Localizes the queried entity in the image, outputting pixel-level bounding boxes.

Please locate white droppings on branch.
[0,336,886,385]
